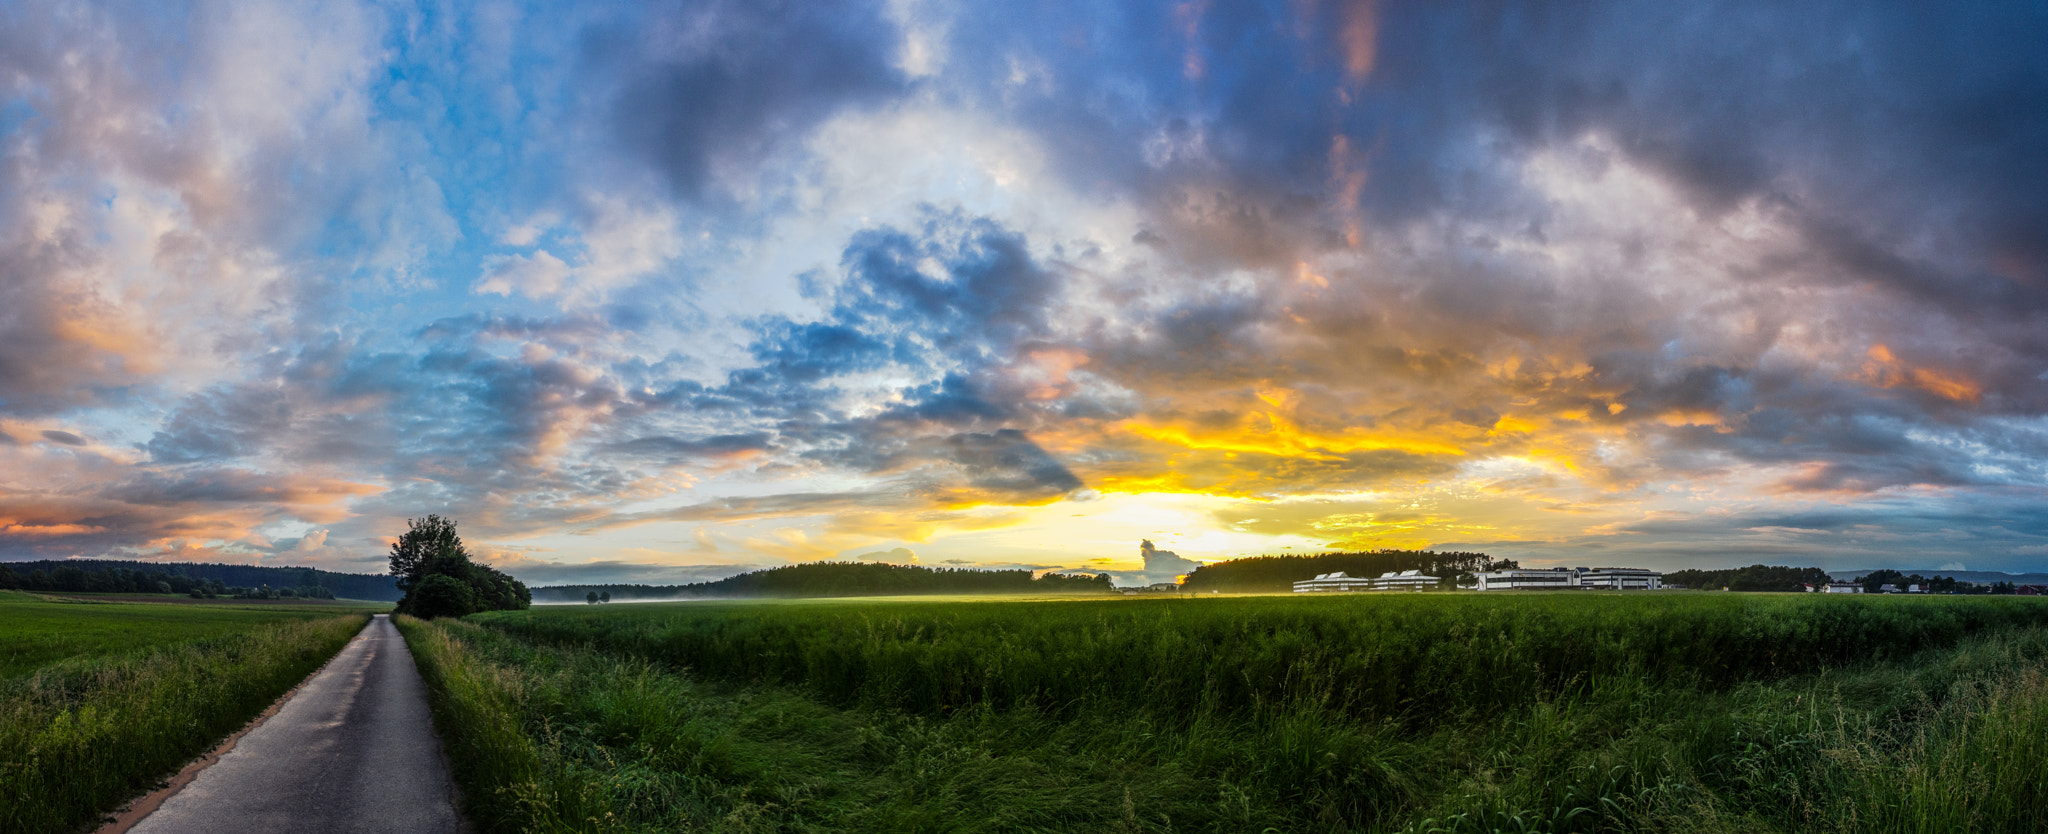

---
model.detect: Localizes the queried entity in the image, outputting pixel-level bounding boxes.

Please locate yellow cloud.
[1123,411,1468,461]
[1490,414,1541,435]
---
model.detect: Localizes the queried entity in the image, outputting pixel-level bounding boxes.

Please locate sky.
[4,0,2048,586]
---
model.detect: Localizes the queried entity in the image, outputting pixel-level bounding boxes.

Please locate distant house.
[1472,566,1662,591]
[1822,582,1863,593]
[1878,584,1899,594]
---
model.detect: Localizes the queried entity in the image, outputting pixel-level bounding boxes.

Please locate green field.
[0,590,384,677]
[0,592,371,833]
[405,593,2048,833]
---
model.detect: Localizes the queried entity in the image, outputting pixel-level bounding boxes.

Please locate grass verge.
[0,612,368,834]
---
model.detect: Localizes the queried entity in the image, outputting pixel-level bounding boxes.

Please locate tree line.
[1850,568,2019,595]
[0,563,334,599]
[1177,550,1516,593]
[1663,565,1834,592]
[1661,565,2027,594]
[0,559,401,600]
[532,561,1115,603]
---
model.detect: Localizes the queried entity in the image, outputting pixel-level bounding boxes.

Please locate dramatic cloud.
[3,0,2045,581]
[1139,540,1199,584]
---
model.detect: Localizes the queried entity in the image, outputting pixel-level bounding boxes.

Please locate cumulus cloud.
[1139,540,1200,584]
[597,0,908,200]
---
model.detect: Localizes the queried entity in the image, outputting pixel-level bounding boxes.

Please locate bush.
[410,575,480,620]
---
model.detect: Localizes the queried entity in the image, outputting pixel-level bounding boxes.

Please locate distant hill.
[532,561,1113,603]
[1832,569,2048,586]
[0,559,402,601]
[1179,550,1513,593]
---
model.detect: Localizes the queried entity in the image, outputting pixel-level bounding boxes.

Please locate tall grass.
[394,615,577,833]
[474,594,2048,724]
[0,613,366,834]
[417,596,2048,832]
[1807,628,2048,833]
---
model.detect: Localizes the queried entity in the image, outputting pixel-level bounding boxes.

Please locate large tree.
[388,515,531,618]
[388,514,465,594]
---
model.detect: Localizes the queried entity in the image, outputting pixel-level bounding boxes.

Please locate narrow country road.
[128,614,465,834]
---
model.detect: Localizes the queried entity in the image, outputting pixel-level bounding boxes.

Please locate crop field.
[0,592,370,833]
[0,590,381,678]
[405,593,2048,833]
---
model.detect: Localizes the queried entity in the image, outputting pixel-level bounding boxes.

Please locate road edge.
[92,614,379,834]
[401,617,483,834]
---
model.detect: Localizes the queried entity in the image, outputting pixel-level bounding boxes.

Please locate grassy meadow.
[403,593,2048,834]
[0,591,372,834]
[0,590,381,678]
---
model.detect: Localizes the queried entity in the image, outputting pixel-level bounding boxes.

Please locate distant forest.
[533,561,1114,602]
[1663,565,1833,592]
[0,559,401,601]
[1628,565,2022,594]
[1179,550,1516,593]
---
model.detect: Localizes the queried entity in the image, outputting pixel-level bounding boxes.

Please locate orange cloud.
[1340,0,1379,83]
[0,521,107,536]
[1015,347,1091,400]
[1862,344,1982,403]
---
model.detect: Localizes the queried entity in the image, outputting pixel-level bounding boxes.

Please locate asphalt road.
[128,614,465,834]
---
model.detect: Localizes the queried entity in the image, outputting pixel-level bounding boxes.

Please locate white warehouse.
[1293,569,1440,593]
[1473,566,1663,591]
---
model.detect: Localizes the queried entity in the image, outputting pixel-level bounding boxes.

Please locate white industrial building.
[1578,567,1663,590]
[1370,570,1440,591]
[1294,571,1372,592]
[1472,566,1663,591]
[1293,569,1440,593]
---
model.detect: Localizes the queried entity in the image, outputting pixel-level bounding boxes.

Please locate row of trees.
[1663,565,1834,592]
[3,516,527,618]
[1850,569,2012,595]
[1660,565,2033,594]
[221,584,336,600]
[0,559,401,600]
[388,515,531,618]
[1177,550,1516,593]
[0,563,330,599]
[533,562,1114,603]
